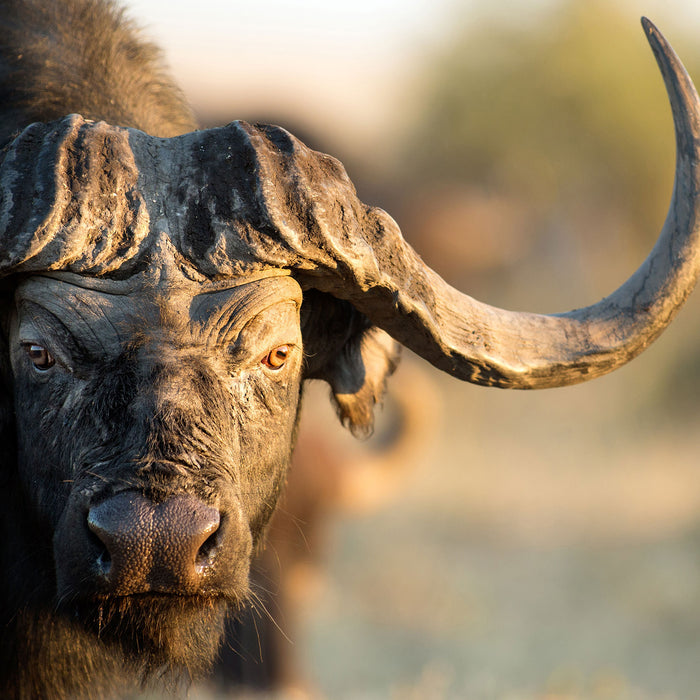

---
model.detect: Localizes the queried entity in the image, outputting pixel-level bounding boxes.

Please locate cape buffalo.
[1,0,700,697]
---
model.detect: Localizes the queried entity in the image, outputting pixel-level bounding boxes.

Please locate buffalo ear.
[323,325,400,438]
[301,290,400,438]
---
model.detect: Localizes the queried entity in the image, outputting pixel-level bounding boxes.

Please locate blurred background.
[124,1,700,697]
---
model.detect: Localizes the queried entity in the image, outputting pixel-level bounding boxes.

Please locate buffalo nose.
[87,492,221,594]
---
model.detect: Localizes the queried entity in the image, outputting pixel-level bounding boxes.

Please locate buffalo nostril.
[97,548,112,574]
[195,522,223,573]
[87,511,112,576]
[86,525,113,577]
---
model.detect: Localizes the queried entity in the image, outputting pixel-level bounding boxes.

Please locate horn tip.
[641,17,664,50]
[640,16,656,34]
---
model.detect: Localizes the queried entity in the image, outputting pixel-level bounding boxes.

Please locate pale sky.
[123,0,454,151]
[122,0,700,153]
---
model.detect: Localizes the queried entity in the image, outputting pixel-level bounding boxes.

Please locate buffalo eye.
[261,345,290,370]
[23,343,55,371]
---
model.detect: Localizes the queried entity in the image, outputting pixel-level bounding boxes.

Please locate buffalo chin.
[64,593,231,681]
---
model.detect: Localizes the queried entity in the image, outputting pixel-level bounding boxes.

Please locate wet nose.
[87,492,221,594]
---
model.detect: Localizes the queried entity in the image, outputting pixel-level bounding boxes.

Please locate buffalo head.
[0,7,699,697]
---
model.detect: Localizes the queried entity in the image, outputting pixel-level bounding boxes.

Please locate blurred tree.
[395,0,700,263]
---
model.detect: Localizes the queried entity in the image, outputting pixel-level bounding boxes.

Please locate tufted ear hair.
[301,290,401,438]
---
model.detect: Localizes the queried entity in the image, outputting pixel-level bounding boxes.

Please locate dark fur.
[0,1,399,698]
[0,0,196,145]
[3,298,285,696]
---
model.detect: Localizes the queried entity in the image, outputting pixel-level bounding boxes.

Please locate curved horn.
[0,21,697,392]
[287,18,700,388]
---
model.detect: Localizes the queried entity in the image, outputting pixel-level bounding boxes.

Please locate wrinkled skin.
[11,273,303,542]
[0,253,397,697]
[1,270,312,692]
